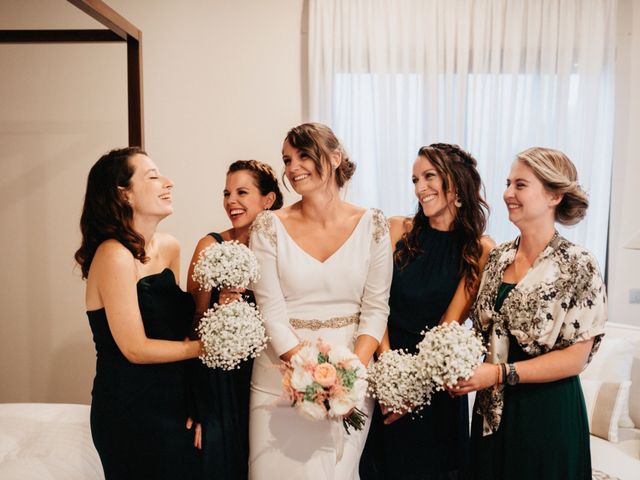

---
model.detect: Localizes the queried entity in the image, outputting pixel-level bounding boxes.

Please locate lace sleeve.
[249,211,299,356]
[249,211,277,248]
[356,209,392,342]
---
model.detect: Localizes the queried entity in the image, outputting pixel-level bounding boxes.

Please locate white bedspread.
[0,403,104,480]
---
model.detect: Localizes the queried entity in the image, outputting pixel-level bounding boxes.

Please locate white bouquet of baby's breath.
[191,240,259,291]
[417,322,486,390]
[367,349,433,414]
[196,300,268,370]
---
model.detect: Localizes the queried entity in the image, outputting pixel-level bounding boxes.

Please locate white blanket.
[0,403,103,479]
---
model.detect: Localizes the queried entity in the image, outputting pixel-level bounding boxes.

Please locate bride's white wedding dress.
[248,208,392,480]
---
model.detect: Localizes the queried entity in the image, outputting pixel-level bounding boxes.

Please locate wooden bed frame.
[0,0,144,147]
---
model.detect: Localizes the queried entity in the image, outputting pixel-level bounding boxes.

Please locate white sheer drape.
[308,0,616,268]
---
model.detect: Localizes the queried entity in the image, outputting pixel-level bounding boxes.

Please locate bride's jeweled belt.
[288,313,359,330]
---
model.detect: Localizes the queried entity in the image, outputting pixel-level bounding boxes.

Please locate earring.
[454,196,462,208]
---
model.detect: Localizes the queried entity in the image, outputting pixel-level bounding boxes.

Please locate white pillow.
[581,337,635,428]
[581,379,631,442]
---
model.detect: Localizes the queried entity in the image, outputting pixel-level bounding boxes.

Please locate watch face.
[507,364,519,386]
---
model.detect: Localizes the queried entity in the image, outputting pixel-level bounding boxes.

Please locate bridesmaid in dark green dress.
[451,148,607,480]
[187,160,283,480]
[75,147,203,480]
[361,144,494,480]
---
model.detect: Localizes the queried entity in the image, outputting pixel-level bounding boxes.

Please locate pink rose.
[313,363,337,388]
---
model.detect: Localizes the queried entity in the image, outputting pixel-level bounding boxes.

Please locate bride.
[249,123,392,479]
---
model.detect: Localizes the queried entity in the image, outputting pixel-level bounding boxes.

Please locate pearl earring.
[454,196,462,208]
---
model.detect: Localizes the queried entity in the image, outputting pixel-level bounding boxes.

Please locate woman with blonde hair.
[451,147,607,480]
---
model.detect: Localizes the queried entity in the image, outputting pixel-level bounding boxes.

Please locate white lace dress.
[248,208,392,480]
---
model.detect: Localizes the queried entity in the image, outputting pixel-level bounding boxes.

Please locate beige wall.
[1,0,638,405]
[0,0,303,404]
[608,0,640,327]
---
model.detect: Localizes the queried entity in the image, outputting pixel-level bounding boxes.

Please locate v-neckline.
[274,210,369,264]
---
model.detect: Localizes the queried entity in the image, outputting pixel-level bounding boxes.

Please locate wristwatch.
[506,363,520,386]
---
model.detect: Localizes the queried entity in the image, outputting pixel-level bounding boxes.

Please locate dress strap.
[207,232,224,243]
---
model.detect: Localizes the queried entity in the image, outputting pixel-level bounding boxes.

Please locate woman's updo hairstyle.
[227,160,284,210]
[284,123,356,188]
[516,147,589,226]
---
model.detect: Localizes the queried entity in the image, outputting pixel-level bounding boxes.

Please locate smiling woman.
[248,123,393,479]
[185,159,283,480]
[74,147,203,480]
[456,147,607,480]
[360,143,493,480]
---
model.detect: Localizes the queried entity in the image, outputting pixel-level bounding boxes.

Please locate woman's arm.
[441,235,495,324]
[374,216,407,356]
[186,235,216,321]
[355,210,394,365]
[451,338,594,395]
[93,241,201,364]
[250,212,300,361]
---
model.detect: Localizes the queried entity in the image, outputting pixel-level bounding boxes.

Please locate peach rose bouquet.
[281,339,368,433]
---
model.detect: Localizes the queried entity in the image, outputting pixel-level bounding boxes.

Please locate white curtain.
[308,0,616,269]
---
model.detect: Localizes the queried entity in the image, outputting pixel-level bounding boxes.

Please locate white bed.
[0,403,104,479]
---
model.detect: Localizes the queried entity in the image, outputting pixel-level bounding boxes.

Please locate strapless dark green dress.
[361,223,470,480]
[87,268,201,480]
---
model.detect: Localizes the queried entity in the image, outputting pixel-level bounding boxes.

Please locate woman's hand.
[279,343,303,363]
[447,363,500,396]
[218,287,246,305]
[380,403,409,425]
[186,417,202,449]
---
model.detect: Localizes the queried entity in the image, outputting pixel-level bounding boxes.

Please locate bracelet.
[494,364,501,386]
[500,363,507,385]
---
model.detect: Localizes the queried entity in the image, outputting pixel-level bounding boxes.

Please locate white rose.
[297,400,327,421]
[290,367,314,391]
[348,378,368,405]
[328,394,355,418]
[327,345,354,364]
[291,345,319,369]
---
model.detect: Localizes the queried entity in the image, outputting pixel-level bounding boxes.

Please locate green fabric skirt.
[469,283,592,479]
[469,373,592,480]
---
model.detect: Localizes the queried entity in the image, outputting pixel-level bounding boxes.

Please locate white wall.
[0,0,304,404]
[608,0,640,327]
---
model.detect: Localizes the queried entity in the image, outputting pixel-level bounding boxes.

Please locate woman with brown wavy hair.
[361,143,494,479]
[75,147,202,480]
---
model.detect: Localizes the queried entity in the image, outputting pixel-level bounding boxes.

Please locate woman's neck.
[299,188,343,225]
[132,216,159,247]
[517,223,556,262]
[428,215,454,232]
[229,225,250,245]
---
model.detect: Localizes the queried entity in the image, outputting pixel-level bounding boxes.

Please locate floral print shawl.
[470,232,607,436]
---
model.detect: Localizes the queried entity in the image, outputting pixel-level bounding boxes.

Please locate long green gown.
[469,282,592,480]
